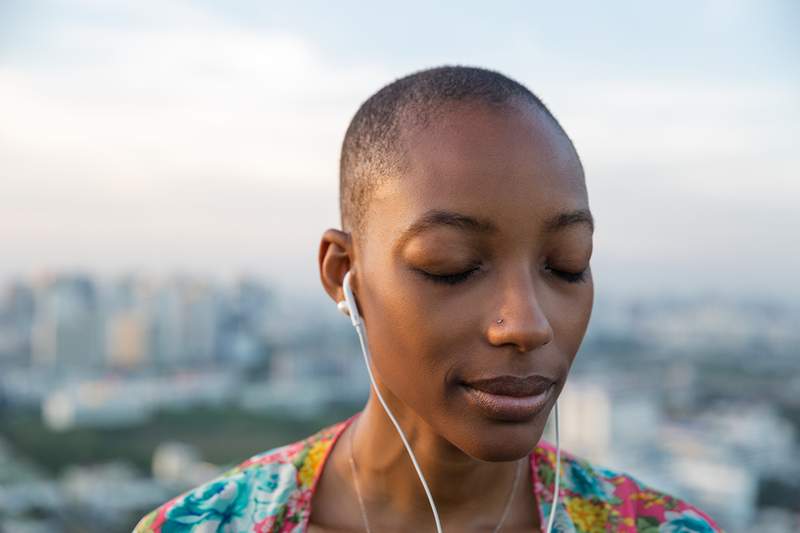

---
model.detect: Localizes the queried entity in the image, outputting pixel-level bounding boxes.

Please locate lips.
[459,374,556,422]
[461,374,555,397]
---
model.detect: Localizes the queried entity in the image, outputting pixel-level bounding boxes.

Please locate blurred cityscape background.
[1,1,798,532]
[0,275,798,532]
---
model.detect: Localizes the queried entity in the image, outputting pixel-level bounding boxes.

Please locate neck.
[347,391,531,529]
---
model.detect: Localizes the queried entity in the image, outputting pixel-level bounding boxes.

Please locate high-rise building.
[30,275,103,369]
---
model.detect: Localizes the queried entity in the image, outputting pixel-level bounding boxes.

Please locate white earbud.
[340,271,363,328]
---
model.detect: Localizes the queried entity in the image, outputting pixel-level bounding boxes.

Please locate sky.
[1,0,798,301]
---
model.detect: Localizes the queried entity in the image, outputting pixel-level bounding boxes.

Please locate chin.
[450,417,547,462]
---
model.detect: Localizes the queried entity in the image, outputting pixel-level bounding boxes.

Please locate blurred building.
[30,274,104,369]
[0,281,35,365]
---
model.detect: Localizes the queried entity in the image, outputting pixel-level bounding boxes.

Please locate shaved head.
[339,65,576,244]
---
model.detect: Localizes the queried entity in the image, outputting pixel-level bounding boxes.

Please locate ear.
[318,228,355,305]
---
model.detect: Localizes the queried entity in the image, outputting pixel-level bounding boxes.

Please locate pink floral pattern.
[134,412,724,532]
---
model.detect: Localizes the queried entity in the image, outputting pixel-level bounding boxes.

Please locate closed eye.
[419,265,588,285]
[419,266,481,285]
[546,266,588,284]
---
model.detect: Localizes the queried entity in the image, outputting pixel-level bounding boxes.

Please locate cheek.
[549,283,594,362]
[361,271,468,401]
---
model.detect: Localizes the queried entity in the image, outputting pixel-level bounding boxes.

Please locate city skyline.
[1,269,798,532]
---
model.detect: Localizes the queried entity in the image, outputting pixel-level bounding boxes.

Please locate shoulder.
[533,440,725,533]
[133,418,347,533]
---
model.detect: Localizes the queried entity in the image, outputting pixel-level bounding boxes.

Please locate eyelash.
[421,267,481,285]
[548,267,588,284]
[421,266,588,285]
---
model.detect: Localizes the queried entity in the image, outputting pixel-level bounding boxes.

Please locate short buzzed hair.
[339,65,571,244]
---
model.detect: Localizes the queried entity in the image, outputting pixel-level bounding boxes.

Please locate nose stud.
[337,300,351,316]
[496,318,504,325]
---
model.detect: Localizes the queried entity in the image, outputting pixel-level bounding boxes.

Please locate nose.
[487,268,554,353]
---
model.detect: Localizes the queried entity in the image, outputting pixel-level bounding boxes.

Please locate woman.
[134,66,723,532]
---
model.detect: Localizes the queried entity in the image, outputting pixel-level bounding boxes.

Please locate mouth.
[459,375,556,422]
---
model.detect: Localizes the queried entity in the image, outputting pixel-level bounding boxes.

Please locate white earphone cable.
[341,270,561,533]
[342,271,444,533]
[545,401,561,533]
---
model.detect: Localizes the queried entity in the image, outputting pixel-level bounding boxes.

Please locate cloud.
[0,9,389,188]
[0,0,393,288]
[1,0,798,298]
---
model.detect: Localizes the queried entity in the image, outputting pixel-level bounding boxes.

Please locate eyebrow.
[394,207,594,249]
[543,208,595,233]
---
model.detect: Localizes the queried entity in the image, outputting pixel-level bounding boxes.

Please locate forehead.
[365,101,588,249]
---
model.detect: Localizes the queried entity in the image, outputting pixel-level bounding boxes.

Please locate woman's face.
[354,101,594,462]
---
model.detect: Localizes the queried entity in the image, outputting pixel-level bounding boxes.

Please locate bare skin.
[311,99,594,532]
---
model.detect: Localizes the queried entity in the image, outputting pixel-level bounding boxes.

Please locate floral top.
[133,412,723,532]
